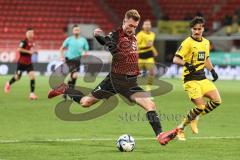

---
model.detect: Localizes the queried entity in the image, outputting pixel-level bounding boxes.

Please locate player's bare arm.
[173,55,196,73]
[152,46,158,57]
[205,57,214,71]
[173,55,185,66]
[205,57,218,82]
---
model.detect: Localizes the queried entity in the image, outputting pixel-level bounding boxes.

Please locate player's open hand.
[93,28,103,37]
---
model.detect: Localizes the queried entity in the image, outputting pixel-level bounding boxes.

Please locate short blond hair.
[124,9,141,21]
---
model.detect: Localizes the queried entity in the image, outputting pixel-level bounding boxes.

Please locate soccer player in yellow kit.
[137,19,158,90]
[173,17,222,140]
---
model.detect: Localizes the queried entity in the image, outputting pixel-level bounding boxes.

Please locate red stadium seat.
[0,0,115,50]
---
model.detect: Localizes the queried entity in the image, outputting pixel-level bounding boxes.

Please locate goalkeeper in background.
[137,19,158,90]
[173,16,222,140]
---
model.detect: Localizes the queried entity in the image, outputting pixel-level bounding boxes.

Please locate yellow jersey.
[136,31,156,59]
[175,36,210,82]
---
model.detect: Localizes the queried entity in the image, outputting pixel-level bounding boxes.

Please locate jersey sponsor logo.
[198,51,205,61]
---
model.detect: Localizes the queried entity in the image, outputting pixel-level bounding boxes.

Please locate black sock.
[30,80,35,92]
[67,78,77,89]
[64,88,84,103]
[202,100,220,115]
[9,77,16,85]
[146,111,162,136]
[187,108,203,121]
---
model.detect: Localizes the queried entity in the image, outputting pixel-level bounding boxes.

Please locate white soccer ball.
[116,134,135,152]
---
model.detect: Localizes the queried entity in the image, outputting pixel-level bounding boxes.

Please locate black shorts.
[91,73,144,101]
[138,50,154,59]
[16,63,34,74]
[65,57,81,73]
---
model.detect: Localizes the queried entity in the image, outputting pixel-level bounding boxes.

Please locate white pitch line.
[0,136,240,144]
[189,136,240,139]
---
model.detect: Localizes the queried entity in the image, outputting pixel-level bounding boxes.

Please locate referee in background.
[59,25,89,92]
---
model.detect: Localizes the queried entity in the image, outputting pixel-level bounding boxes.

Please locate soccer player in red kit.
[4,28,38,100]
[48,10,178,145]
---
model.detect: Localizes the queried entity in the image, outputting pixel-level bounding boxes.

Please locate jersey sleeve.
[19,40,27,48]
[95,32,114,46]
[62,37,70,48]
[83,38,89,51]
[104,31,118,54]
[95,35,106,45]
[175,39,190,59]
[151,33,156,52]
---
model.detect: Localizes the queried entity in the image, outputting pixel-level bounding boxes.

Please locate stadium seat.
[0,0,115,50]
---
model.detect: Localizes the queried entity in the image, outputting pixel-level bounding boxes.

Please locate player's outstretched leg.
[64,72,78,100]
[177,100,205,140]
[4,82,11,93]
[157,128,179,145]
[4,73,22,93]
[202,90,221,116]
[131,92,178,145]
[48,83,68,98]
[189,90,221,135]
[48,83,85,103]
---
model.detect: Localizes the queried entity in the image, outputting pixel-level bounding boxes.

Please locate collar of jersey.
[190,36,202,42]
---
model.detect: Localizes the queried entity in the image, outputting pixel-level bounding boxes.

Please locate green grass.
[0,76,239,160]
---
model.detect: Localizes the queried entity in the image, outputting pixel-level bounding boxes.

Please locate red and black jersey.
[18,39,34,65]
[96,28,139,76]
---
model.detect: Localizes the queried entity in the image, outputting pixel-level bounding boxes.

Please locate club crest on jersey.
[198,51,205,61]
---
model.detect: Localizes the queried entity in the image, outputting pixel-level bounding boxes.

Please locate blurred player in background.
[4,27,38,100]
[59,25,89,97]
[173,17,222,140]
[48,9,178,146]
[137,19,158,90]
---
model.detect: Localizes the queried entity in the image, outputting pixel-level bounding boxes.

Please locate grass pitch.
[0,76,239,160]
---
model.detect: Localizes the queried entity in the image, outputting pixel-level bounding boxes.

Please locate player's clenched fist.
[93,28,103,37]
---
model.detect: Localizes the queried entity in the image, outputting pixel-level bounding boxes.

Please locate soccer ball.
[116,134,135,152]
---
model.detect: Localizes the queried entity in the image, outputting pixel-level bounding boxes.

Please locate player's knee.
[28,73,35,80]
[212,99,221,107]
[80,97,94,108]
[15,74,21,80]
[196,104,206,110]
[71,72,78,79]
[80,100,91,108]
[144,101,156,111]
[148,70,155,76]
